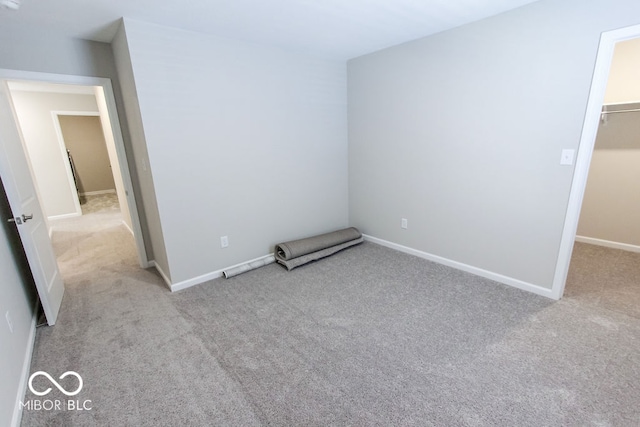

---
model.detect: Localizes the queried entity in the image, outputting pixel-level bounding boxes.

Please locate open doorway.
[562,37,640,317]
[553,24,640,300]
[574,37,640,253]
[0,70,148,324]
[5,79,146,261]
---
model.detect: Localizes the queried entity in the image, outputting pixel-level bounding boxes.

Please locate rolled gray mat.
[274,227,363,271]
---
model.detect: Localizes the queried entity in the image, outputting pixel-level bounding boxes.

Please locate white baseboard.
[363,234,556,300]
[121,220,134,236]
[169,253,275,293]
[575,235,640,253]
[12,305,38,427]
[149,261,172,291]
[47,212,81,221]
[79,189,116,196]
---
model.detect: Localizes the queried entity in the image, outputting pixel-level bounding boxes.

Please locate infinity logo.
[28,371,83,397]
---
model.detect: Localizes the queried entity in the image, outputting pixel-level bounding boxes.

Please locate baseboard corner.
[148,261,172,291]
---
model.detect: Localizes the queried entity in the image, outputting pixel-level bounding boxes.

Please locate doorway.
[563,37,640,317]
[552,24,640,299]
[0,69,148,324]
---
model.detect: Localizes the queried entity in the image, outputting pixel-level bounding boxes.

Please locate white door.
[0,81,64,325]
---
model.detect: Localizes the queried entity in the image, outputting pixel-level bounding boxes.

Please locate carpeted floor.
[79,192,120,215]
[20,216,640,426]
[564,242,640,320]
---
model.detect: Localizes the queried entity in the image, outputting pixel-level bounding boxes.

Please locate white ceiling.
[0,0,540,60]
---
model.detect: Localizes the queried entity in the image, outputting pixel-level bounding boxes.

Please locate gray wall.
[116,18,348,284]
[0,21,116,79]
[348,0,640,290]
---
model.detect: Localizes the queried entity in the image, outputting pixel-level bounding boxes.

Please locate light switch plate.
[560,149,575,166]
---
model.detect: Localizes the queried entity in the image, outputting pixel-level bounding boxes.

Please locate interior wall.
[0,24,116,79]
[58,115,116,195]
[604,37,640,104]
[118,18,349,284]
[9,91,99,218]
[348,0,640,291]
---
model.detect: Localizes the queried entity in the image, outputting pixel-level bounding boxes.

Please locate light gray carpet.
[21,222,640,426]
[80,192,120,215]
[565,242,640,319]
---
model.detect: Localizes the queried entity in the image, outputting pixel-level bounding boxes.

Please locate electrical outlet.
[401,218,408,229]
[220,236,229,248]
[6,311,14,334]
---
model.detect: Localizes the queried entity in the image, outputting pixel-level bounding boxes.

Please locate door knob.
[6,213,32,224]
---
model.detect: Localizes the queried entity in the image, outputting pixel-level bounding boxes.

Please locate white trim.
[79,189,116,196]
[552,24,640,300]
[11,305,37,427]
[47,211,81,221]
[121,219,134,236]
[171,270,222,293]
[52,111,98,116]
[364,235,556,299]
[169,253,276,293]
[0,69,149,268]
[575,236,640,253]
[149,260,172,290]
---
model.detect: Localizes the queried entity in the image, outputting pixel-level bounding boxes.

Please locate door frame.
[551,23,640,300]
[0,68,149,268]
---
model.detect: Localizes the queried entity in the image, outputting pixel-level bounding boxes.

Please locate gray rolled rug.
[274,227,364,270]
